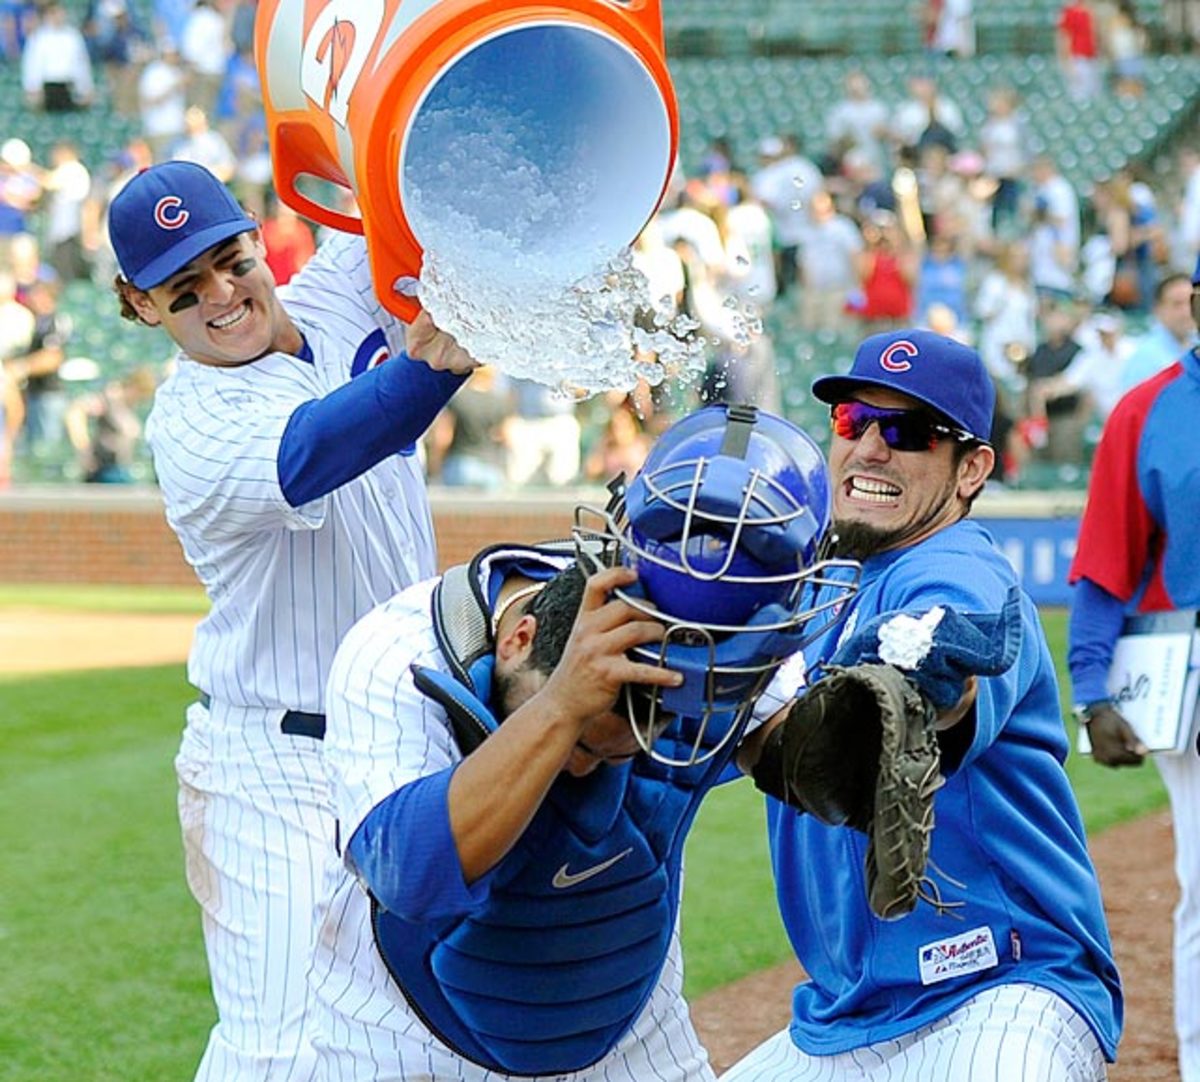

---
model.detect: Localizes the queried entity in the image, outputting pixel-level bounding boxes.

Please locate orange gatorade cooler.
[256,0,680,321]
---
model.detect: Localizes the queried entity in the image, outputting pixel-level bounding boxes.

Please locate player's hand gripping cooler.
[574,403,861,767]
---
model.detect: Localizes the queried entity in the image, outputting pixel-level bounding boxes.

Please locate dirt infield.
[3,611,1180,1079]
[0,609,196,674]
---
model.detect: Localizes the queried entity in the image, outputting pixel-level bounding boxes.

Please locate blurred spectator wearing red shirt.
[260,192,316,285]
[1057,0,1101,100]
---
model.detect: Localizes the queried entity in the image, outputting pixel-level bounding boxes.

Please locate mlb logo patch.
[918,925,999,986]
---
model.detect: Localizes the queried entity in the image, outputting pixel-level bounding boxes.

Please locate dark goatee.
[829,520,906,561]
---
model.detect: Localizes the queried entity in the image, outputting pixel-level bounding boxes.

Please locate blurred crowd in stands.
[0,0,1198,492]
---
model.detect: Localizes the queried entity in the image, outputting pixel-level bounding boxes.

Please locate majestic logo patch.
[918,925,999,985]
[552,848,633,890]
[880,339,918,373]
[154,196,189,231]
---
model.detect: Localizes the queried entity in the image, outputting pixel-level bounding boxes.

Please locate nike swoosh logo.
[552,848,633,889]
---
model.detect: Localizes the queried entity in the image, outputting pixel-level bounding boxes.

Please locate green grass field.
[0,597,1169,1081]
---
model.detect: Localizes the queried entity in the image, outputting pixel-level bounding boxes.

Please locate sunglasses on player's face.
[830,401,976,452]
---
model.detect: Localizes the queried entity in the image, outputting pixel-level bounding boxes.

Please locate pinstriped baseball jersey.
[146,233,438,712]
[311,565,715,1081]
[146,228,458,1080]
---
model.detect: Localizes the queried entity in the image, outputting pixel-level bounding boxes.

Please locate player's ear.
[119,279,162,327]
[495,614,537,664]
[957,443,994,501]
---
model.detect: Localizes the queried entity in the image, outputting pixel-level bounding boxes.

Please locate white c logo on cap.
[880,339,918,372]
[154,196,189,231]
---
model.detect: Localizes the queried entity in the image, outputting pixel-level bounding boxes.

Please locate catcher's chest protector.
[371,549,735,1075]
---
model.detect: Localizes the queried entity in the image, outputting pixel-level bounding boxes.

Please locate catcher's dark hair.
[524,564,588,677]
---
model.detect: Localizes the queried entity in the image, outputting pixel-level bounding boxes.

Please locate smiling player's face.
[127,232,296,367]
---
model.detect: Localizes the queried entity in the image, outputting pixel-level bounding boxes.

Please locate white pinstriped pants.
[1155,750,1200,1082]
[718,983,1107,1081]
[177,701,336,1081]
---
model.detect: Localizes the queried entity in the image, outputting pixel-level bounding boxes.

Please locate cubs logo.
[154,196,189,231]
[879,339,918,373]
[350,328,391,377]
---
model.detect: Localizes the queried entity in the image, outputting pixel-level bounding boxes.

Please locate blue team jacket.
[769,521,1123,1061]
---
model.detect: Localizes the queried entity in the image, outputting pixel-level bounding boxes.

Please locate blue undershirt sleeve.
[1067,576,1128,705]
[278,354,466,508]
[345,768,493,922]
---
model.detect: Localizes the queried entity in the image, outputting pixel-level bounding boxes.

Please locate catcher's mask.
[575,403,859,766]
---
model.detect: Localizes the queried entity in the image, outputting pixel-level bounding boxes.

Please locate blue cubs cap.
[812,328,995,443]
[109,161,256,289]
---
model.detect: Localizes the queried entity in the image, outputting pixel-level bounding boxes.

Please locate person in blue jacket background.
[1068,257,1200,1082]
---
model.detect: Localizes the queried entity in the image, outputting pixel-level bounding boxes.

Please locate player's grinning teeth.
[210,304,248,329]
[850,477,900,501]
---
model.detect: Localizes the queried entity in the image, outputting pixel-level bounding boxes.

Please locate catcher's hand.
[755,663,944,920]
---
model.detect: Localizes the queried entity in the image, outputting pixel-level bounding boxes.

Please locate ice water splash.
[417,238,706,394]
[406,95,704,394]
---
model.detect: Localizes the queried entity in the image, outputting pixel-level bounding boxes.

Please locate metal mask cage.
[631,455,823,583]
[572,498,860,767]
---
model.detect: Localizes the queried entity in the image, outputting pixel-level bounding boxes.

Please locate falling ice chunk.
[876,608,946,670]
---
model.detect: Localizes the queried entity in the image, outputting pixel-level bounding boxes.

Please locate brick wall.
[0,485,1079,591]
[0,486,601,585]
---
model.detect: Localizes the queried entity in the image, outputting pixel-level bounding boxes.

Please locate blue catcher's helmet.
[574,403,859,766]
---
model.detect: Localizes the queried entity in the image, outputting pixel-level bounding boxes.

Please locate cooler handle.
[271,121,366,237]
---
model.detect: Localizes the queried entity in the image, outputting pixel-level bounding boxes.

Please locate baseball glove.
[767,662,944,920]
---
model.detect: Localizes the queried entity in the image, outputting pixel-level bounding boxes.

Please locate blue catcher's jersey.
[369,551,742,1076]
